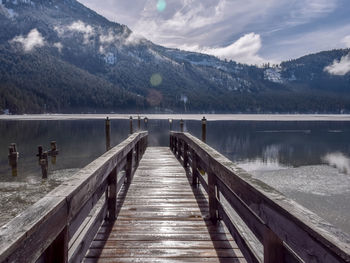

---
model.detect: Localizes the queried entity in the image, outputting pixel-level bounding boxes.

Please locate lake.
[1,116,350,237]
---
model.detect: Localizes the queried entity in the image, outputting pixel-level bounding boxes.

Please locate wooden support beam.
[264,228,284,263]
[44,226,68,263]
[208,170,218,225]
[107,168,117,221]
[126,150,133,184]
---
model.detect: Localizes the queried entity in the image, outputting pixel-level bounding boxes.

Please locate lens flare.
[157,0,166,12]
[150,73,162,86]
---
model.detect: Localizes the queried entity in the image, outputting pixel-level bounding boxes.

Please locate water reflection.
[1,119,350,233]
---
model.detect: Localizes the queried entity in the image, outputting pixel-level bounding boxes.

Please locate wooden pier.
[0,131,350,263]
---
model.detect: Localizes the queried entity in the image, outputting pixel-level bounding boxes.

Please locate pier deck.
[84,147,246,263]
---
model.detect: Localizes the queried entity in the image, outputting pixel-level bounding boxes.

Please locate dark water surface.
[1,119,350,235]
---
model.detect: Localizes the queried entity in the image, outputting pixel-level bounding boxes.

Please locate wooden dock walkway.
[1,131,349,263]
[84,147,246,263]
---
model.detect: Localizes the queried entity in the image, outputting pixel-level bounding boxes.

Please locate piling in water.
[129,116,133,134]
[202,116,207,143]
[144,117,148,129]
[40,152,48,179]
[8,144,19,177]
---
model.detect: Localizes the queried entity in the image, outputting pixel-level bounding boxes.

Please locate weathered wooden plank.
[89,240,238,249]
[69,202,107,263]
[84,147,245,263]
[84,258,246,263]
[86,248,244,258]
[0,196,68,263]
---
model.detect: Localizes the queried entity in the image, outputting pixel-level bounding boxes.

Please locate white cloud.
[68,20,94,35]
[179,33,267,65]
[53,42,63,52]
[324,53,350,76]
[67,20,95,44]
[343,35,350,48]
[78,0,342,62]
[11,28,46,52]
[99,31,116,44]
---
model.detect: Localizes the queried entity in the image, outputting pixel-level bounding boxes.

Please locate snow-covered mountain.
[0,0,350,113]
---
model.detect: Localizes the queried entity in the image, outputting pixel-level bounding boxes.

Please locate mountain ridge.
[0,0,349,114]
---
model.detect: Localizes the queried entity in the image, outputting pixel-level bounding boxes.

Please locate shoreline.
[1,113,350,121]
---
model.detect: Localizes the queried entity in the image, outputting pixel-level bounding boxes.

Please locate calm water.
[1,118,350,236]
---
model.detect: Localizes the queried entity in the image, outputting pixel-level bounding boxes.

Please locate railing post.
[169,118,173,131]
[177,139,181,159]
[180,119,184,132]
[135,142,140,165]
[129,116,133,134]
[191,149,199,186]
[8,144,19,177]
[107,168,117,221]
[44,226,68,263]
[183,142,189,168]
[201,116,207,143]
[208,170,218,224]
[105,117,111,151]
[138,116,141,130]
[264,229,284,263]
[126,149,133,183]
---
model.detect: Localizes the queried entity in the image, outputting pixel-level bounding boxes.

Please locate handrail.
[170,131,350,263]
[0,131,148,263]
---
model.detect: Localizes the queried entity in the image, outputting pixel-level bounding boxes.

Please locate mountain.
[0,0,349,114]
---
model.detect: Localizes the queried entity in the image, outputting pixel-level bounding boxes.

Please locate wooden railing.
[170,131,350,263]
[0,131,148,263]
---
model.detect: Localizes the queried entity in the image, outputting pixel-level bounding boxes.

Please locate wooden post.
[144,117,148,129]
[40,152,49,179]
[180,119,184,132]
[44,226,68,263]
[201,116,207,143]
[208,170,218,224]
[191,149,199,186]
[263,229,284,263]
[107,168,117,221]
[136,142,140,165]
[138,116,141,130]
[176,138,181,159]
[50,141,57,164]
[8,144,19,177]
[183,143,189,168]
[129,116,133,134]
[169,118,173,131]
[105,117,111,151]
[125,150,133,183]
[37,145,43,163]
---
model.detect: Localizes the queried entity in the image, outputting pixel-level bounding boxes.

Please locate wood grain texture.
[84,147,246,263]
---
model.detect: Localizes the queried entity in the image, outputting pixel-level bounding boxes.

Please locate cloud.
[11,28,46,52]
[67,20,95,44]
[343,35,350,48]
[53,42,63,52]
[78,0,343,62]
[179,33,266,65]
[324,53,350,76]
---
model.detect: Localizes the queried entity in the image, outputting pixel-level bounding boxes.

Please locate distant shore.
[1,114,350,121]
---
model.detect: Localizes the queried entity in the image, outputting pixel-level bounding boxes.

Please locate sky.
[78,0,350,65]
